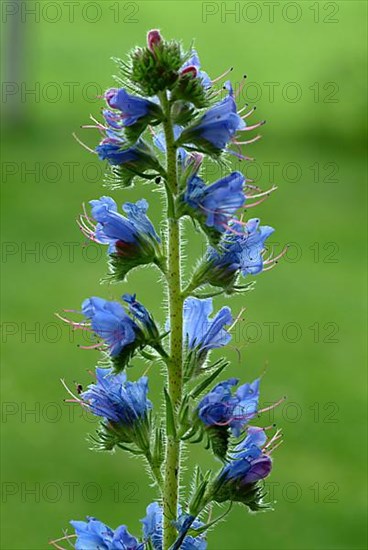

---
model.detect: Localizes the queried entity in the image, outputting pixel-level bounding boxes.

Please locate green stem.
[160,92,183,549]
[146,452,164,491]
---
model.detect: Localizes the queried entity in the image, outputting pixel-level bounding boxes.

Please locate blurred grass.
[1,1,367,549]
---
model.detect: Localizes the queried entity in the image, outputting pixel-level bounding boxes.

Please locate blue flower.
[82,296,139,357]
[178,85,245,155]
[182,171,246,235]
[220,426,272,485]
[182,297,232,379]
[70,517,114,550]
[232,379,261,435]
[94,115,162,185]
[70,517,141,550]
[112,525,142,549]
[81,367,152,426]
[184,297,232,352]
[105,88,161,128]
[199,218,275,289]
[233,218,275,276]
[96,137,159,173]
[141,502,207,550]
[96,141,142,165]
[81,197,162,279]
[198,378,260,437]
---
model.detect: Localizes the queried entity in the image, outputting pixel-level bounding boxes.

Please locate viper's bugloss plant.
[52,30,287,550]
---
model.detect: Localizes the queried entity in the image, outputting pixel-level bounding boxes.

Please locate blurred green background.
[1,1,367,549]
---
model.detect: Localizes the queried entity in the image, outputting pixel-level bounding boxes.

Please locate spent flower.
[209,426,279,510]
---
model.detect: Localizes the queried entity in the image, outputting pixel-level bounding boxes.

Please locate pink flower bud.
[181,65,198,78]
[147,29,162,52]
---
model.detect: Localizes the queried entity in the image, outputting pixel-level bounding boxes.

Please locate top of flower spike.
[147,29,162,52]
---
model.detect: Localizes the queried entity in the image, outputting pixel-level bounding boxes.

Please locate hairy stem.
[146,451,164,491]
[160,92,183,549]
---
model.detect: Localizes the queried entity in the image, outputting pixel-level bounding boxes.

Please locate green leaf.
[189,360,229,399]
[187,503,233,536]
[164,387,177,439]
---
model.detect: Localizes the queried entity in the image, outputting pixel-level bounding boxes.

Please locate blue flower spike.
[54,29,286,550]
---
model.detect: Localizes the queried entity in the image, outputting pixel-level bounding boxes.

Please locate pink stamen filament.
[264,246,288,265]
[79,342,105,350]
[72,132,96,154]
[262,424,277,431]
[239,121,266,132]
[77,217,96,238]
[257,396,286,415]
[263,263,277,272]
[77,224,98,243]
[221,223,249,237]
[228,307,246,332]
[265,439,283,455]
[245,196,269,209]
[234,76,247,100]
[244,184,262,193]
[82,202,93,221]
[212,66,234,84]
[55,313,91,331]
[242,107,257,119]
[60,379,82,402]
[234,135,262,146]
[49,534,77,550]
[246,185,277,200]
[208,401,284,430]
[90,114,106,128]
[237,105,250,115]
[199,203,238,216]
[229,143,255,161]
[264,428,282,448]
